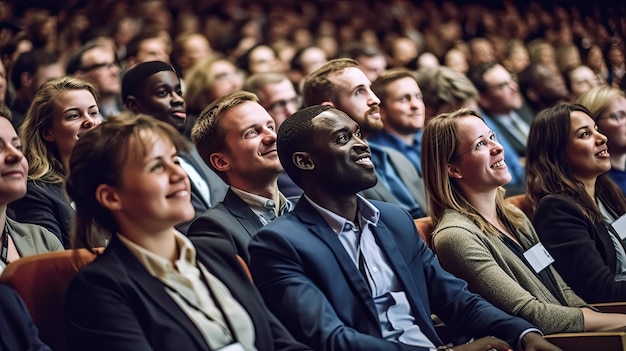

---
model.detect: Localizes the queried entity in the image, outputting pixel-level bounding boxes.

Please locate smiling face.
[135,71,186,133]
[379,76,425,137]
[329,66,382,137]
[566,110,611,184]
[448,115,511,194]
[0,118,28,206]
[43,89,100,164]
[210,101,283,189]
[307,110,377,195]
[106,131,194,233]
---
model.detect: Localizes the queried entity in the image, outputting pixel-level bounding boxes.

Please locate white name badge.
[217,343,246,351]
[611,214,626,240]
[523,243,555,274]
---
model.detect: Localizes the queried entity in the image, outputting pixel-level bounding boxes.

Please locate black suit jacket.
[534,194,626,303]
[65,235,309,351]
[0,284,50,351]
[8,180,74,248]
[187,189,264,264]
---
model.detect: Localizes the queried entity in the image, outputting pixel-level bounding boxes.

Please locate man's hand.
[521,332,562,351]
[452,336,512,351]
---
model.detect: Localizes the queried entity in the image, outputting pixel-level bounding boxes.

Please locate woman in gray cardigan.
[0,109,63,274]
[421,107,626,334]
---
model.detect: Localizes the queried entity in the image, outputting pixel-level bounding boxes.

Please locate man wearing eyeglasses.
[244,72,303,200]
[468,62,535,160]
[66,41,123,118]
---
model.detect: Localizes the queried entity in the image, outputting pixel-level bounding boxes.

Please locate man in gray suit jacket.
[186,91,294,263]
[121,61,228,234]
[302,58,425,217]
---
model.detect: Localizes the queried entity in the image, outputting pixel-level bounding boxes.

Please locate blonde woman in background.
[8,77,100,247]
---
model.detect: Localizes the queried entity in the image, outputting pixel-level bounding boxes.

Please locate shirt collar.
[117,230,197,278]
[304,194,380,235]
[231,186,293,216]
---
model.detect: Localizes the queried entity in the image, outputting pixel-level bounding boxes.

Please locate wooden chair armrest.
[545,331,626,351]
[591,302,626,314]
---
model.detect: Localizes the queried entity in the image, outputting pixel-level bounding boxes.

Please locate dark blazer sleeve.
[8,181,72,248]
[533,194,626,303]
[0,284,51,351]
[65,263,160,351]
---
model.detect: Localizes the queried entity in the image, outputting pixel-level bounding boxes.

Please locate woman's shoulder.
[433,210,484,242]
[6,217,64,252]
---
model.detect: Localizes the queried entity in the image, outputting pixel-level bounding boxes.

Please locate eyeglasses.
[597,110,626,123]
[79,61,118,72]
[487,78,517,92]
[267,96,302,114]
[455,131,499,157]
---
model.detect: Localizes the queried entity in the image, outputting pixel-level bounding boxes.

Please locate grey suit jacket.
[359,147,427,213]
[6,217,64,258]
[187,189,264,263]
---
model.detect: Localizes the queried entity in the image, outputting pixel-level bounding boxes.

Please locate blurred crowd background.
[0,0,624,108]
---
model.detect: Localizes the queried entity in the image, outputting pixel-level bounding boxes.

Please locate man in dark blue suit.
[248,105,561,351]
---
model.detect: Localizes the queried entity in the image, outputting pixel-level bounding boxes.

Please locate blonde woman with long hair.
[9,77,100,247]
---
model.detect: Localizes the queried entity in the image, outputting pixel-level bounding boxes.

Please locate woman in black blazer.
[9,77,101,247]
[64,113,308,351]
[526,103,626,303]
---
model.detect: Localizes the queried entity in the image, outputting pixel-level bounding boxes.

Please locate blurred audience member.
[339,42,388,82]
[66,42,122,118]
[518,62,570,115]
[564,64,601,101]
[9,49,63,128]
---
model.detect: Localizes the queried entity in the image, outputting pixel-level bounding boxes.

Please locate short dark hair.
[467,61,498,93]
[121,60,176,102]
[11,49,59,89]
[277,104,331,186]
[339,42,385,60]
[66,42,99,75]
[371,68,417,103]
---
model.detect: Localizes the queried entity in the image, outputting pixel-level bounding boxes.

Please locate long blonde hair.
[422,108,526,236]
[20,77,99,184]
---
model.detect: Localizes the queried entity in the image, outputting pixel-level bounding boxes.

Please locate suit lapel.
[372,220,442,345]
[223,190,264,238]
[108,238,211,350]
[294,200,380,327]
